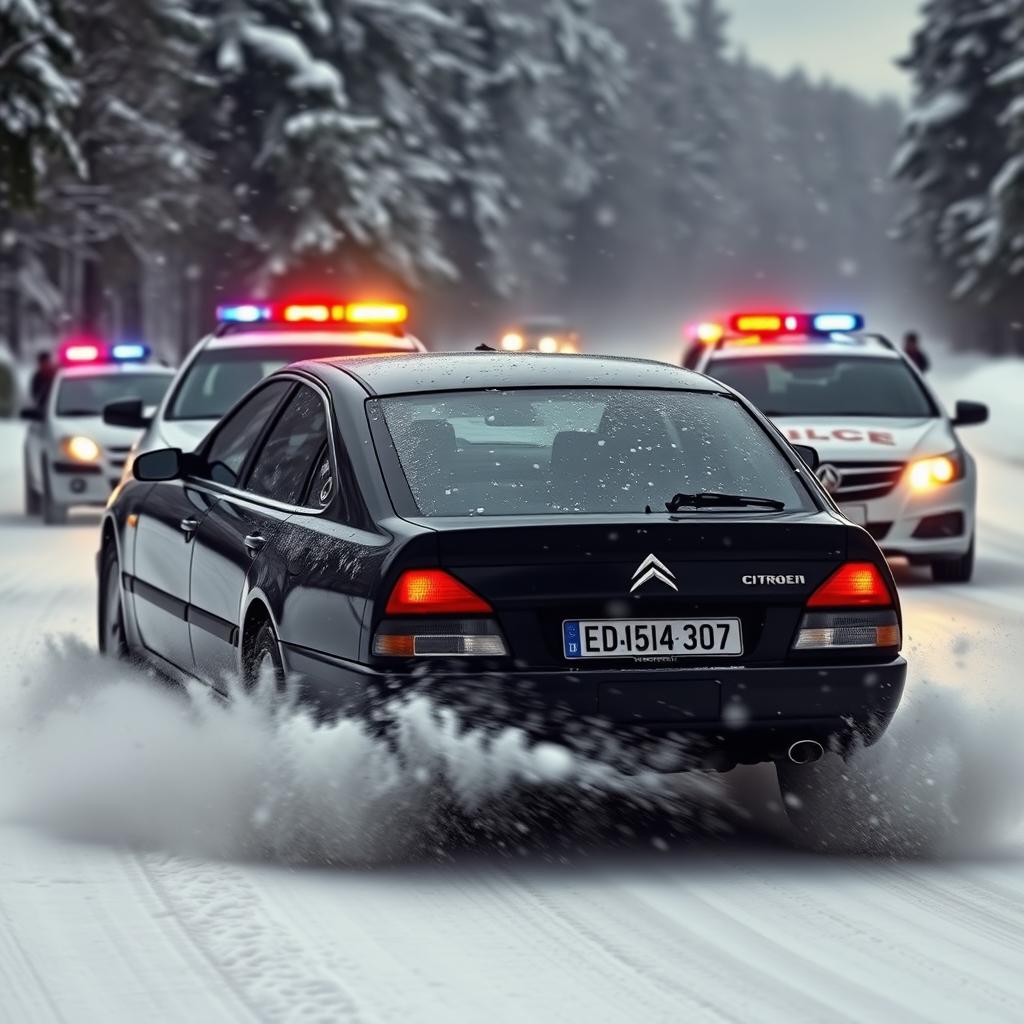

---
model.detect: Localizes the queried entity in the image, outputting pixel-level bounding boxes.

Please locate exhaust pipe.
[787,740,824,765]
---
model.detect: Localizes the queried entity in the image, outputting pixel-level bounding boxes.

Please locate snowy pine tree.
[893,0,1015,310]
[0,0,80,208]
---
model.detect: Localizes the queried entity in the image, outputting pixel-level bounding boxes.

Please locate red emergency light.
[59,338,104,364]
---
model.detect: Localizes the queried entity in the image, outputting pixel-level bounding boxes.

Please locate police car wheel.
[23,459,41,516]
[41,462,67,525]
[243,621,285,694]
[931,535,975,584]
[99,547,129,660]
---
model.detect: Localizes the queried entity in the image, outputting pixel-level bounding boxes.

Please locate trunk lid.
[410,513,849,668]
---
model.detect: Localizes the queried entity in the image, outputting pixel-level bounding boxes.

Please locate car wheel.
[931,535,974,583]
[24,458,41,516]
[41,461,67,525]
[243,620,285,694]
[99,544,130,659]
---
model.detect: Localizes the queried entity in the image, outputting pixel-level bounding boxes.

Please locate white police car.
[113,300,427,461]
[22,341,174,524]
[693,314,989,582]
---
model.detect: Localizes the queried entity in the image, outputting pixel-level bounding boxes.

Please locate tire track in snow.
[140,853,366,1023]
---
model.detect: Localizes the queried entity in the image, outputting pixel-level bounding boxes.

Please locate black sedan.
[98,352,907,804]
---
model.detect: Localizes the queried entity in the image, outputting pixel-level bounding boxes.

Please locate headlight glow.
[538,336,559,353]
[60,435,102,463]
[500,333,524,351]
[908,453,959,491]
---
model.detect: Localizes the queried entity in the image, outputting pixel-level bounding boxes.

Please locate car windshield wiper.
[56,409,100,416]
[661,491,787,513]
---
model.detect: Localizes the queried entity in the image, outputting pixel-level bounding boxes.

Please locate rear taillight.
[375,570,508,658]
[385,569,492,615]
[807,562,891,608]
[794,562,900,653]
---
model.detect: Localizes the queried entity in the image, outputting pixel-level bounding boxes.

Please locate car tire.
[243,620,285,694]
[98,544,130,660]
[24,458,41,516]
[931,535,974,583]
[41,461,68,525]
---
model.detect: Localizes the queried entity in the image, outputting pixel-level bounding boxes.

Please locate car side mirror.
[952,400,988,428]
[103,398,151,429]
[20,407,42,422]
[792,444,820,471]
[133,448,191,481]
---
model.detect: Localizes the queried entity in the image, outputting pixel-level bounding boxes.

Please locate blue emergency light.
[111,342,150,361]
[812,313,864,333]
[217,304,271,323]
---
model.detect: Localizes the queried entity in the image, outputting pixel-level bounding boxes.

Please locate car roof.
[707,336,902,362]
[55,363,176,380]
[204,329,422,352]
[300,351,719,397]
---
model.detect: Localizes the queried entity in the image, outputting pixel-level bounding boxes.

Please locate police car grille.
[107,445,132,470]
[830,461,906,501]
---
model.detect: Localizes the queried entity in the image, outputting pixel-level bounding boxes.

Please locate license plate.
[563,618,743,659]
[840,504,868,525]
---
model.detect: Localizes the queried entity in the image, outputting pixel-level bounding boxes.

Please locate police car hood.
[154,418,214,453]
[774,415,952,461]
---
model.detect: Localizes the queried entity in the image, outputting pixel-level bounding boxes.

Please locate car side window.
[203,382,291,488]
[245,385,331,506]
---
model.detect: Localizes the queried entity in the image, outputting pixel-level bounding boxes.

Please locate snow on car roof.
[709,336,902,361]
[55,363,176,379]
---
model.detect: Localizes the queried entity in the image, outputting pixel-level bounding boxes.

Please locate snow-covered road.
[1,397,1023,1022]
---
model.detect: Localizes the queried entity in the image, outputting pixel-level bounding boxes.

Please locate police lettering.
[785,427,895,446]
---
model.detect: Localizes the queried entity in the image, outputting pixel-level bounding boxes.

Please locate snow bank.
[953,357,1024,464]
[0,639,726,865]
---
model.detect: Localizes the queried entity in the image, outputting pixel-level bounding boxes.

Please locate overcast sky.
[724,0,922,100]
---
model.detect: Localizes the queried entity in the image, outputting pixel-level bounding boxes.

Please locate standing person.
[903,331,930,374]
[29,351,56,407]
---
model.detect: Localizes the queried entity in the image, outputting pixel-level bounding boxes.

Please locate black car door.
[188,382,331,684]
[132,380,291,675]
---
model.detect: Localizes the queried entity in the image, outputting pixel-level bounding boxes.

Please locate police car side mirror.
[103,398,151,429]
[133,448,187,482]
[20,407,42,422]
[952,400,988,428]
[792,444,820,471]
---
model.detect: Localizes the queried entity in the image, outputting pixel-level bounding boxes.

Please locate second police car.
[106,299,427,466]
[22,341,174,524]
[690,313,988,582]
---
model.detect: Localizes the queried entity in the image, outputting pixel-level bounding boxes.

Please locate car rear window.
[706,355,937,418]
[167,344,398,420]
[55,373,171,416]
[378,388,812,517]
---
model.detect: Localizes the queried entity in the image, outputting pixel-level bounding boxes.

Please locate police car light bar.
[217,301,407,325]
[727,312,865,336]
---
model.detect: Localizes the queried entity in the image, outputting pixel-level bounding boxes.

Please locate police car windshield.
[167,344,385,420]
[379,387,812,517]
[56,373,171,417]
[707,354,937,418]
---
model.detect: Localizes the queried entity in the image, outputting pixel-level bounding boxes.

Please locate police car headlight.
[908,452,961,491]
[60,435,101,464]
[538,336,559,353]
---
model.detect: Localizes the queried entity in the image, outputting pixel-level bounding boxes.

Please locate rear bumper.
[283,644,907,766]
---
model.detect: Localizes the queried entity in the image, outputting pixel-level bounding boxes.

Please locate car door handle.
[179,517,199,536]
[244,532,266,555]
